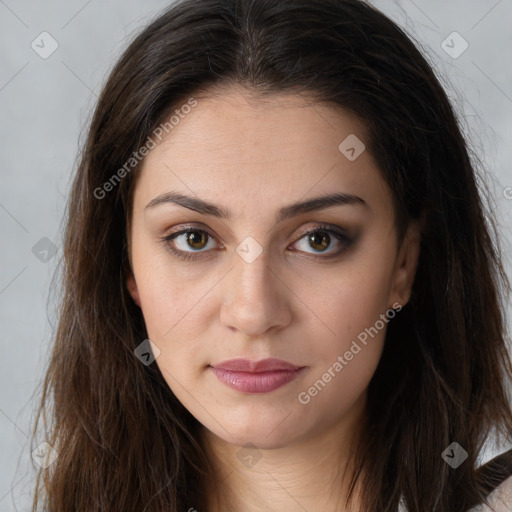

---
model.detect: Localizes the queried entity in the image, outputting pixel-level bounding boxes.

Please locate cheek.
[137,279,200,351]
[297,250,395,399]
[132,240,211,340]
[138,283,206,397]
[306,260,395,347]
[306,289,388,395]
[296,271,392,418]
[133,259,218,385]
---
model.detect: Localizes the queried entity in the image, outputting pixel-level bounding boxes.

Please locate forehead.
[147,87,368,166]
[132,86,390,217]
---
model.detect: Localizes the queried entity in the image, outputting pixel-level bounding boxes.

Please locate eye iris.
[187,231,208,250]
[309,231,330,252]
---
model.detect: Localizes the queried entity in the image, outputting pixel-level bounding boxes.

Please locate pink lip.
[209,358,306,393]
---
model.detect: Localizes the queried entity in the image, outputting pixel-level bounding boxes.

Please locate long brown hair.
[31,0,512,510]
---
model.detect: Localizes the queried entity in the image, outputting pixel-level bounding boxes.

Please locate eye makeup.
[158,222,355,262]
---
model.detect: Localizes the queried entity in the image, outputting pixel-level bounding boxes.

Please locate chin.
[206,419,306,451]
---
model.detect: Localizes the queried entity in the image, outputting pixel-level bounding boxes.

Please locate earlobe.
[126,272,141,307]
[390,220,422,308]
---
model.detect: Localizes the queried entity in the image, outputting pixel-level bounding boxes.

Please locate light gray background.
[1,1,511,510]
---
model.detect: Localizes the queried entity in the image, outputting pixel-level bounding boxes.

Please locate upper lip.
[211,358,303,372]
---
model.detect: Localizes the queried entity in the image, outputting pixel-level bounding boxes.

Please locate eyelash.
[159,223,352,262]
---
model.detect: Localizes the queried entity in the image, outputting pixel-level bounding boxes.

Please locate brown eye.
[185,231,209,250]
[307,231,331,252]
[290,225,352,258]
[160,228,218,261]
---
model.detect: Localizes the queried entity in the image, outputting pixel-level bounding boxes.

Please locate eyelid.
[160,222,352,260]
[162,223,222,245]
[289,224,352,258]
[293,223,349,240]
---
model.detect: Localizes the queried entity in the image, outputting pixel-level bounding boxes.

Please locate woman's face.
[126,86,420,449]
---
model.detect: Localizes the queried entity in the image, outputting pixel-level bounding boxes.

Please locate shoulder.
[469,475,512,512]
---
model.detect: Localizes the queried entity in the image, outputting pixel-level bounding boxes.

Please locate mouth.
[209,358,307,393]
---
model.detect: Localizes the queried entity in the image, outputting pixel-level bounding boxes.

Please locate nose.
[220,248,292,338]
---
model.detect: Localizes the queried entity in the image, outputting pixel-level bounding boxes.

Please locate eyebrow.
[145,191,367,223]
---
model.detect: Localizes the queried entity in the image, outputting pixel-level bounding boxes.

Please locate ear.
[389,219,422,308]
[126,271,141,307]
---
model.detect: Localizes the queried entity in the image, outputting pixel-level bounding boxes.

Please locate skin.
[126,85,421,511]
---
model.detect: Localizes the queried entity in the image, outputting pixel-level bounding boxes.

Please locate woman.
[31,0,512,510]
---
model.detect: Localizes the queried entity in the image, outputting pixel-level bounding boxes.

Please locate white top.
[397,475,512,512]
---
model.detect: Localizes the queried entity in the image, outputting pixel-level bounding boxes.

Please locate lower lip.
[210,367,306,393]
